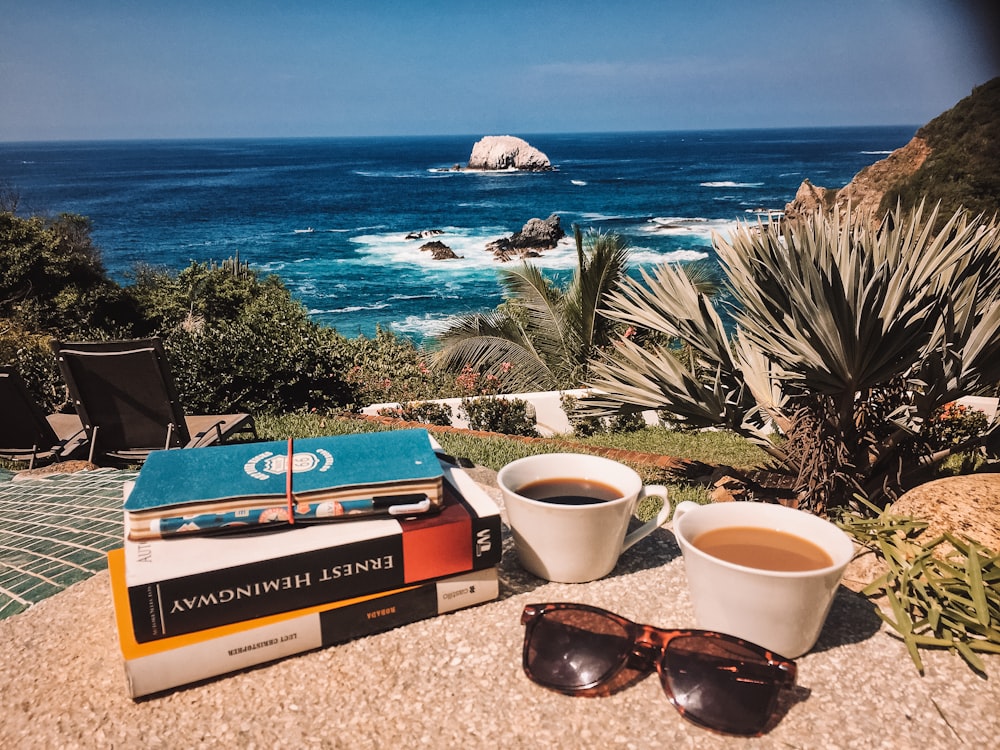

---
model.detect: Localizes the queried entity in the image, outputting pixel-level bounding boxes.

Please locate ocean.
[1,127,915,340]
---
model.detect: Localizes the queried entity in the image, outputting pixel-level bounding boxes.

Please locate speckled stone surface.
[890,472,1000,553]
[1,472,998,749]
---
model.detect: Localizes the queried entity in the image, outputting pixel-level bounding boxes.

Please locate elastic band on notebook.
[286,437,295,525]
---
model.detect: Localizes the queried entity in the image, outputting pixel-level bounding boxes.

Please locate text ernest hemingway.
[168,554,395,614]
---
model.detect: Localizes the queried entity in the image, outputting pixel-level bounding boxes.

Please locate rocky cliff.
[784,137,932,224]
[785,77,1000,228]
[467,136,552,171]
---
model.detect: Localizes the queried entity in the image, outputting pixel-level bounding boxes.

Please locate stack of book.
[108,428,503,698]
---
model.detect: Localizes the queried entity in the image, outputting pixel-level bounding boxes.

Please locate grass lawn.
[252,412,772,513]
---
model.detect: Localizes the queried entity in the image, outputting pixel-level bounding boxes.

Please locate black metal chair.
[0,366,88,468]
[50,337,257,465]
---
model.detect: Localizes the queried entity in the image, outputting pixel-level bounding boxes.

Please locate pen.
[135,493,434,540]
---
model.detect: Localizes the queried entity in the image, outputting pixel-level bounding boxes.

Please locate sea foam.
[700,181,765,188]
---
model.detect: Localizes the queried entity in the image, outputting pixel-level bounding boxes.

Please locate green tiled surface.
[0,468,138,619]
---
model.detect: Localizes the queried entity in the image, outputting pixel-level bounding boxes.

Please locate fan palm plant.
[585,202,1000,514]
[430,227,631,393]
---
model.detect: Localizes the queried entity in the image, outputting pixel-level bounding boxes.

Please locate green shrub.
[341,327,456,408]
[0,211,135,336]
[0,320,63,412]
[561,393,645,437]
[115,258,356,415]
[163,287,352,414]
[377,401,454,426]
[460,396,538,436]
[924,402,991,449]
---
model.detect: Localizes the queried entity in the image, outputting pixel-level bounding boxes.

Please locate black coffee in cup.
[516,477,622,505]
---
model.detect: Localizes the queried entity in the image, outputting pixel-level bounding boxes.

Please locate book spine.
[441,464,502,572]
[129,533,406,642]
[466,494,502,570]
[128,494,503,643]
[122,568,499,698]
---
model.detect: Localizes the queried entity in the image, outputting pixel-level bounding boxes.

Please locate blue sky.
[2,1,998,141]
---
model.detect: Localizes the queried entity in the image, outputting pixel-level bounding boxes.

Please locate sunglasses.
[520,603,797,736]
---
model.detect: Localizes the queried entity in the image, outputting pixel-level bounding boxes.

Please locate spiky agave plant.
[429,227,631,393]
[586,202,1000,514]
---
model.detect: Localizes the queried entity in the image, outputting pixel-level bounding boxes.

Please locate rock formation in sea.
[467,136,552,171]
[406,229,445,240]
[486,214,564,262]
[420,240,461,260]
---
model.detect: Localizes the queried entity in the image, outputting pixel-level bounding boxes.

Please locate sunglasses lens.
[662,635,786,736]
[524,608,632,691]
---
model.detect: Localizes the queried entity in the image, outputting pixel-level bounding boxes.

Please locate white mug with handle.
[498,453,671,583]
[672,500,854,657]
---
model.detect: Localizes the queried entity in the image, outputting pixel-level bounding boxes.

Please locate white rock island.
[467,135,552,171]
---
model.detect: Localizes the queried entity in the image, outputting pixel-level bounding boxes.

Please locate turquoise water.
[1,127,914,339]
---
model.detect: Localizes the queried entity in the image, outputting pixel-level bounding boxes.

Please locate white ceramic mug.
[497,453,670,583]
[672,500,854,658]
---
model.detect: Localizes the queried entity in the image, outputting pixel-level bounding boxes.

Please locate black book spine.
[129,534,405,642]
[318,584,439,645]
[451,491,503,571]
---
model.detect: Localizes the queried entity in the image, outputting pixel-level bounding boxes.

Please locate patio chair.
[50,337,257,465]
[0,366,88,468]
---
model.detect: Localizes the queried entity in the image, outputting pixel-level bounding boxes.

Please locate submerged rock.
[420,240,461,260]
[486,214,564,262]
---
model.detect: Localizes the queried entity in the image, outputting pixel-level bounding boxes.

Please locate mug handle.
[622,485,671,551]
[670,500,701,527]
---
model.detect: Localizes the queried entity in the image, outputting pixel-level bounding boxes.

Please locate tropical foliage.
[0,209,450,415]
[430,227,631,393]
[584,202,1000,514]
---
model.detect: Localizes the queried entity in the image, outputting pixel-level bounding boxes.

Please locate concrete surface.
[0,468,998,749]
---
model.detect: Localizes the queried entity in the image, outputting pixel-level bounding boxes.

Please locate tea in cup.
[498,453,671,583]
[672,500,854,657]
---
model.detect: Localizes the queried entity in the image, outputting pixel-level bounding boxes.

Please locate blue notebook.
[123,429,444,539]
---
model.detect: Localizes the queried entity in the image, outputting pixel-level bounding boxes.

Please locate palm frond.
[604,262,733,369]
[586,337,730,427]
[429,307,556,390]
[565,231,631,356]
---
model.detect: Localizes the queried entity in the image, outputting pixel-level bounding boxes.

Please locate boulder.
[468,136,552,171]
[840,472,1000,595]
[486,214,564,262]
[782,179,836,221]
[888,473,1000,555]
[406,229,444,240]
[419,240,461,260]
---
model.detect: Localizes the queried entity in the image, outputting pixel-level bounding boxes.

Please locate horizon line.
[0,124,920,147]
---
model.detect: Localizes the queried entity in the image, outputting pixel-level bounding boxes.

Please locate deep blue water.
[1,127,915,339]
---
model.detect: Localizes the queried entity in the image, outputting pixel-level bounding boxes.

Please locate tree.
[0,211,132,334]
[584,203,1000,514]
[147,259,354,414]
[430,227,632,393]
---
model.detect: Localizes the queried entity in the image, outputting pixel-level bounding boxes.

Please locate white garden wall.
[362,388,662,437]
